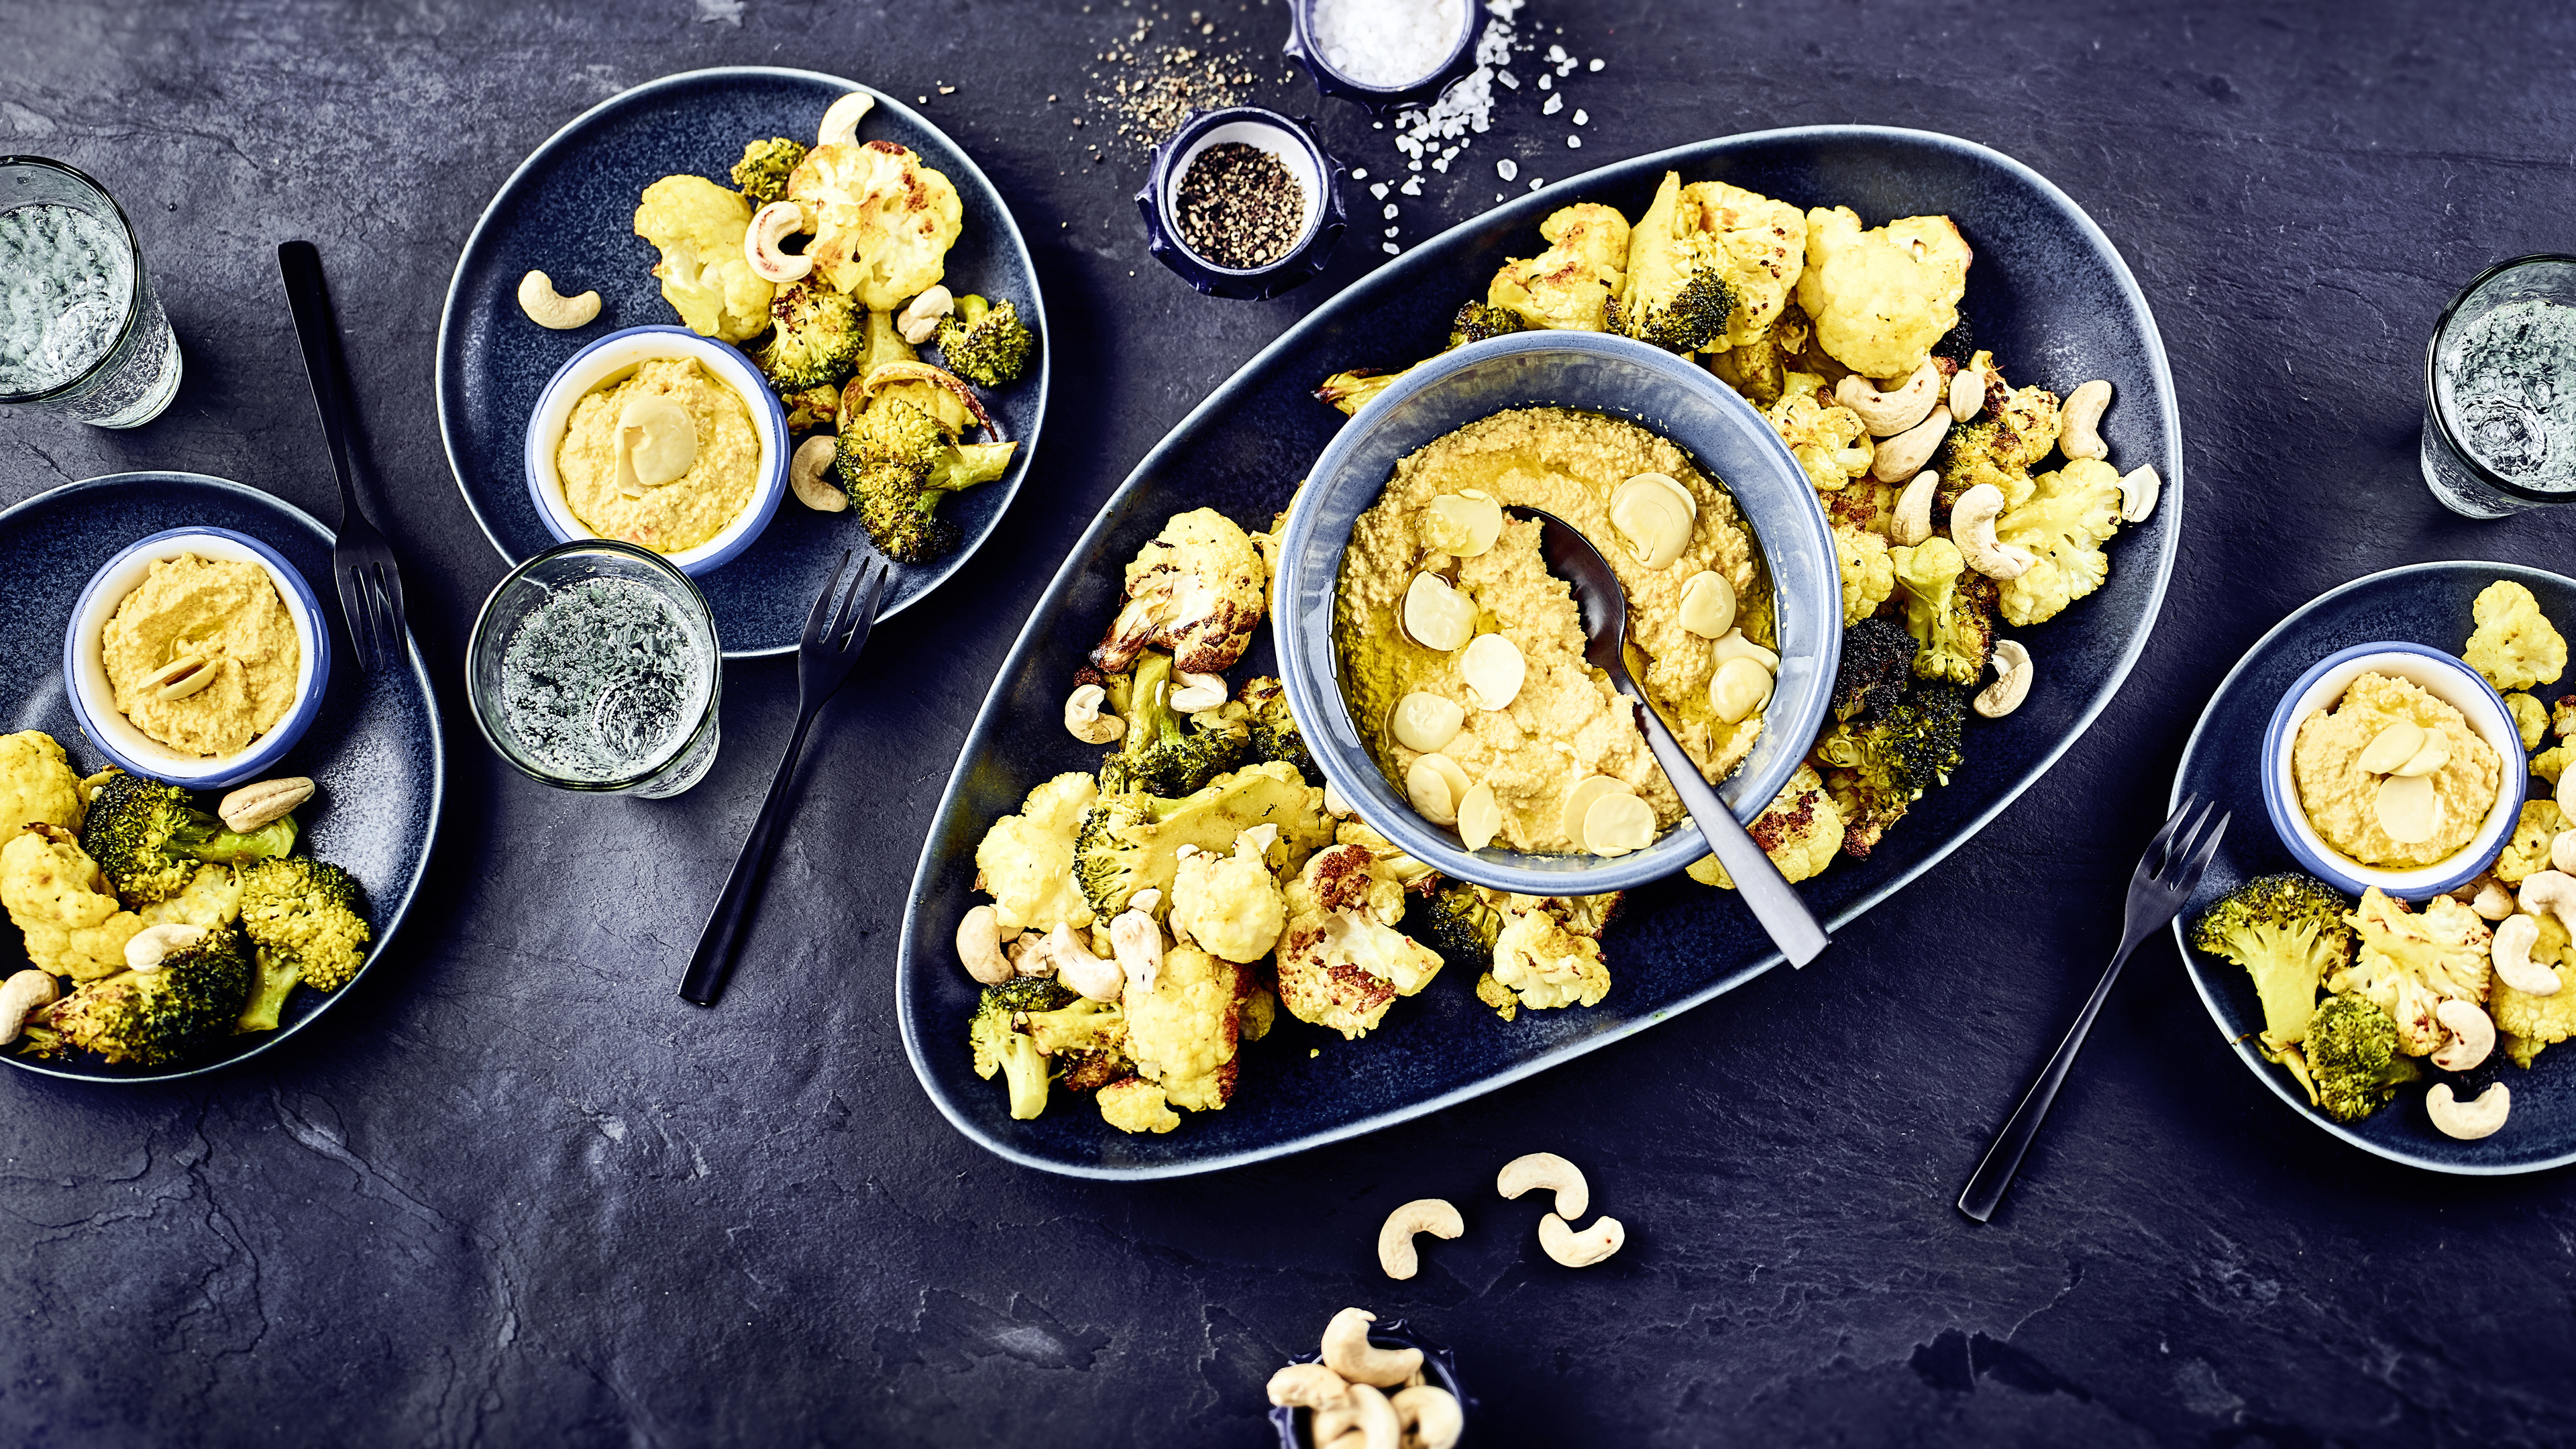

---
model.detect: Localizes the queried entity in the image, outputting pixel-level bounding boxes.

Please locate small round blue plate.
[0,472,445,1083]
[2170,560,2576,1173]
[434,66,1051,657]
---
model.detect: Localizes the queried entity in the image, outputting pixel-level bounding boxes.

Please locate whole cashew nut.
[218,776,313,833]
[1047,922,1123,1003]
[1110,908,1163,994]
[1497,1151,1589,1220]
[1312,1403,1358,1445]
[0,969,58,1043]
[1538,1212,1625,1267]
[2059,379,2112,462]
[955,904,1012,985]
[2469,877,2517,921]
[1870,405,1952,483]
[2515,871,2576,942]
[2118,463,2161,524]
[1891,470,1939,547]
[1835,361,1943,437]
[790,435,846,513]
[745,200,814,285]
[1341,1383,1401,1449]
[2432,998,2496,1071]
[125,923,206,972]
[2489,912,2561,996]
[1320,1308,1422,1389]
[898,284,955,345]
[1390,1385,1464,1449]
[1947,366,1986,424]
[1975,639,2033,718]
[517,270,600,330]
[1065,684,1125,745]
[1949,482,2035,580]
[1377,1197,1464,1281]
[818,90,875,148]
[1167,671,1228,713]
[2426,1081,2510,1140]
[1267,1362,1351,1411]
[2552,829,2576,877]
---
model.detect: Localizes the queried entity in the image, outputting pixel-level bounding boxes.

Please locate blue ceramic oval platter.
[2171,561,2576,1174]
[900,126,2184,1178]
[0,473,445,1083]
[435,66,1050,657]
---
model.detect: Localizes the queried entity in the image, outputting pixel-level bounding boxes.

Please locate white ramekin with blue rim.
[523,325,791,577]
[64,527,332,791]
[2261,641,2527,900]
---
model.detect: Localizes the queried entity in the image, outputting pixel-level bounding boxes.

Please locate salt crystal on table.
[1352,167,1369,180]
[1371,182,1390,199]
[1384,203,1399,219]
[1538,74,1551,90]
[1589,58,1604,71]
[1383,241,1400,254]
[1497,158,1519,180]
[1572,109,1587,125]
[1543,93,1562,115]
[1567,136,1581,148]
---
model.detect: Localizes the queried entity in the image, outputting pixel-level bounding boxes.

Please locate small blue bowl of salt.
[1286,0,1481,115]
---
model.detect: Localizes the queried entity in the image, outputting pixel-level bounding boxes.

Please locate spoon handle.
[1631,700,1832,967]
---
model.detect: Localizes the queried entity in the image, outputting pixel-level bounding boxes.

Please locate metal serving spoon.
[1510,506,1831,967]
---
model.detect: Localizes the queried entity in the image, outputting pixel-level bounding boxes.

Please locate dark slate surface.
[2,1,2571,1444]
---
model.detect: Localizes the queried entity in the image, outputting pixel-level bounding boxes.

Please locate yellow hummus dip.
[557,357,760,554]
[103,553,301,758]
[2293,671,2500,869]
[1336,407,1768,854]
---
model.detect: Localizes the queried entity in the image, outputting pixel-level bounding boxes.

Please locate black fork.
[678,550,894,1006]
[1957,795,2230,1222]
[278,240,408,676]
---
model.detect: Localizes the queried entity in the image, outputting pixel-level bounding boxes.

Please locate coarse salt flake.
[1572,109,1588,125]
[1497,158,1518,180]
[1566,135,1581,148]
[1384,203,1400,219]
[1312,0,1468,89]
[1543,93,1562,115]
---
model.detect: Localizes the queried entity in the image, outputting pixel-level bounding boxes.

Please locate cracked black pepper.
[1174,144,1306,271]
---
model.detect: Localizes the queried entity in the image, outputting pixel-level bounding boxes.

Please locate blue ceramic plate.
[900,125,2184,1178]
[434,66,1050,657]
[0,473,445,1084]
[2171,561,2576,1174]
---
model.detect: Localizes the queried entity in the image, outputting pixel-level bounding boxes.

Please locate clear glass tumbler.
[466,541,724,800]
[0,156,183,427]
[2421,254,2576,518]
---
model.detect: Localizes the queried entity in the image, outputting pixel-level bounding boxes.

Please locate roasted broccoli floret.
[80,771,297,906]
[1889,537,1997,686]
[2190,873,2354,1055]
[969,976,1075,1121]
[934,294,1034,388]
[1236,676,1313,780]
[1417,881,1507,973]
[50,922,251,1067]
[1073,761,1330,918]
[729,136,808,206]
[1814,682,1967,859]
[235,856,371,1033]
[835,397,1018,563]
[2297,993,2419,1123]
[1098,653,1251,798]
[1833,617,1917,722]
[1447,300,1528,350]
[755,279,864,392]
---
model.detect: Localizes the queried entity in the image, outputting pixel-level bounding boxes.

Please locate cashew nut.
[1320,1308,1421,1389]
[217,776,313,833]
[1312,1403,1359,1444]
[1870,405,1951,483]
[744,200,813,284]
[2432,998,2496,1071]
[1110,908,1163,994]
[1342,1383,1401,1449]
[1267,1362,1350,1411]
[818,89,875,148]
[1007,929,1051,977]
[0,969,58,1044]
[1891,470,1939,547]
[2426,1081,2510,1140]
[2553,829,2576,877]
[1835,362,1943,437]
[2469,877,2517,921]
[1377,1198,1464,1281]
[788,434,846,513]
[1947,365,1985,424]
[1975,639,2033,718]
[2516,871,2576,941]
[1046,922,1122,1002]
[1390,1385,1463,1449]
[955,904,1012,985]
[125,923,205,971]
[1168,671,1228,712]
[1949,482,2035,580]
[1065,683,1124,745]
[2118,463,2161,524]
[1497,1152,1589,1219]
[516,270,600,330]
[1324,782,1355,819]
[898,284,955,345]
[2489,912,2562,996]
[2059,379,2112,461]
[1538,1212,1625,1267]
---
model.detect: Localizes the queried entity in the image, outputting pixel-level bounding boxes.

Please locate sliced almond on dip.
[1402,572,1478,652]
[1392,692,1466,753]
[1609,473,1697,570]
[1560,774,1624,842]
[1582,788,1658,856]
[1407,753,1472,825]
[1709,656,1775,724]
[143,653,218,703]
[614,396,699,496]
[1678,571,1737,638]
[2375,772,2442,845]
[2355,720,2427,776]
[1456,781,1503,851]
[1424,490,1504,557]
[2393,729,2451,778]
[1710,628,1778,672]
[1460,633,1526,711]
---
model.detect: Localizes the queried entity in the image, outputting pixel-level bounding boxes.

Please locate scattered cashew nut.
[1975,640,2033,718]
[218,776,312,833]
[818,90,875,148]
[744,200,813,284]
[1496,1151,1589,1220]
[1167,672,1228,712]
[1390,1385,1463,1449]
[1949,482,2035,580]
[1110,907,1163,994]
[898,284,955,345]
[2059,379,2112,461]
[2426,1081,2510,1140]
[1267,1362,1351,1411]
[955,904,1012,985]
[1538,1212,1625,1267]
[1835,361,1943,437]
[125,923,206,972]
[516,270,600,330]
[2489,912,2561,996]
[2432,998,2496,1071]
[2118,463,2161,523]
[1046,922,1122,1002]
[1377,1198,1464,1281]
[1320,1308,1422,1389]
[2516,871,2576,941]
[1891,470,1939,547]
[1870,404,1951,483]
[1064,683,1124,745]
[0,969,58,1043]
[2469,877,2517,921]
[790,435,846,513]
[1947,366,1985,424]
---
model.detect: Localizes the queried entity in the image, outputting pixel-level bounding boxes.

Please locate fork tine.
[851,556,892,641]
[2160,800,2220,881]
[826,555,871,647]
[2131,794,2198,885]
[2174,811,2231,892]
[804,551,855,649]
[367,573,398,669]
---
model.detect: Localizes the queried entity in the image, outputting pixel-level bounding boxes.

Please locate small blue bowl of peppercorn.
[1138,106,1347,301]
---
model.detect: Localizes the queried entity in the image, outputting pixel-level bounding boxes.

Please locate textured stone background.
[5,1,2575,1444]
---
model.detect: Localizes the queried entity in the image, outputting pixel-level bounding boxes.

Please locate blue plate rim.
[0,470,448,1085]
[431,63,1052,657]
[898,123,2185,1179]
[2168,558,2576,1175]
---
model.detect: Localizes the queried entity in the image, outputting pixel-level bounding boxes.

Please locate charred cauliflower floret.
[1090,508,1267,676]
[633,174,775,343]
[1488,203,1630,332]
[2533,745,2576,790]
[1764,387,1874,494]
[1680,180,1808,354]
[1890,537,1996,686]
[1,825,142,981]
[2327,888,2491,1057]
[787,140,964,311]
[1122,944,1251,1114]
[1167,828,1287,964]
[1834,523,1896,627]
[1275,843,1443,1039]
[2495,800,2568,885]
[1793,207,1972,381]
[2464,580,2567,693]
[1479,907,1610,1022]
[973,772,1100,934]
[1074,762,1332,919]
[0,731,89,834]
[1936,354,2059,511]
[1685,763,1846,888]
[1097,1077,1181,1134]
[1996,458,2125,628]
[1610,172,1735,354]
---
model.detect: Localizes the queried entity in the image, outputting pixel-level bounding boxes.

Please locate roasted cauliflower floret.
[1681,180,1808,353]
[2505,691,2548,749]
[1,825,142,981]
[1764,388,1873,494]
[787,140,965,311]
[2464,580,2567,693]
[1481,906,1610,1019]
[2493,799,2566,885]
[1995,457,2125,628]
[1611,172,1735,354]
[1122,944,1251,1113]
[1890,537,1996,686]
[973,772,1100,934]
[1834,523,1896,627]
[1488,203,1630,332]
[1089,508,1267,676]
[1936,354,2057,510]
[1097,1077,1181,1134]
[1686,763,1846,888]
[1792,207,1972,380]
[1167,828,1287,964]
[2326,888,2491,1056]
[0,731,88,834]
[633,174,774,343]
[1275,843,1443,1039]
[2532,745,2576,788]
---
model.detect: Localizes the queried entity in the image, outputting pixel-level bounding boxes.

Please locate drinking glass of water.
[466,541,724,799]
[0,156,183,428]
[2422,254,2576,518]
